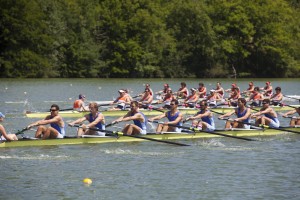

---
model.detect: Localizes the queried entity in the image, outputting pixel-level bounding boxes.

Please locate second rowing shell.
[25,105,298,118]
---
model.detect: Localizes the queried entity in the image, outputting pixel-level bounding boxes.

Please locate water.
[0,78,300,200]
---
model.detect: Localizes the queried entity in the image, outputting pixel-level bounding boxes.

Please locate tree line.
[0,0,300,78]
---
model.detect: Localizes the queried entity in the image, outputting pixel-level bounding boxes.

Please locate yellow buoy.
[83,178,92,185]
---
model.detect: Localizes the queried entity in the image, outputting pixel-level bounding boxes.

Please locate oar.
[279,103,299,109]
[283,95,300,102]
[150,121,255,141]
[70,124,190,146]
[228,120,300,134]
[14,127,30,135]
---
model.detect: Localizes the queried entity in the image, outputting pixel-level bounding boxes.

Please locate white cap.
[118,90,125,93]
[210,90,215,93]
[190,88,197,91]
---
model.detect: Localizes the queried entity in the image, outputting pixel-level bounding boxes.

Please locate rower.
[149,99,183,134]
[73,94,88,111]
[138,83,153,97]
[176,82,189,99]
[112,101,147,135]
[282,107,300,126]
[251,99,280,128]
[68,102,106,136]
[27,104,65,139]
[214,82,225,99]
[155,83,170,99]
[206,90,222,107]
[184,88,199,108]
[225,83,240,95]
[110,89,131,110]
[0,112,18,141]
[227,87,241,107]
[184,100,215,131]
[260,81,273,97]
[242,82,255,96]
[198,82,207,98]
[247,87,264,106]
[157,88,176,109]
[138,88,153,109]
[219,98,252,129]
[270,87,283,106]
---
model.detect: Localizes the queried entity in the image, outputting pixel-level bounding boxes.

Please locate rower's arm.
[149,113,167,121]
[219,110,235,119]
[68,116,87,126]
[0,124,9,140]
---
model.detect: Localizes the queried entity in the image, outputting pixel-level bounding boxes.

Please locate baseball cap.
[190,88,197,91]
[79,94,86,99]
[0,112,5,118]
[210,89,215,93]
[119,89,125,93]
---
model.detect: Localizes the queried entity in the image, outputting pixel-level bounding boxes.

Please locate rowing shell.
[25,105,298,118]
[1,127,299,148]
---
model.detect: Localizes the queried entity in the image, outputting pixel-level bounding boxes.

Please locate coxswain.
[68,102,106,136]
[184,88,199,108]
[149,99,183,134]
[219,98,252,129]
[112,101,147,135]
[184,100,215,131]
[73,94,88,111]
[0,112,18,141]
[27,104,65,139]
[251,99,280,128]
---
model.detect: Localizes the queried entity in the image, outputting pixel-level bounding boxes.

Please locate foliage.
[0,0,299,78]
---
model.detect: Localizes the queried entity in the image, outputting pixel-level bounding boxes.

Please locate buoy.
[83,178,92,185]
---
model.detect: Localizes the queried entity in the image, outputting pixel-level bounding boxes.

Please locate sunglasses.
[50,109,57,112]
[170,104,175,106]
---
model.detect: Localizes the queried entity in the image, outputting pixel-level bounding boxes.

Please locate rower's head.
[275,87,281,92]
[199,82,204,87]
[170,99,179,108]
[190,88,197,93]
[254,87,260,92]
[144,88,150,93]
[249,82,253,86]
[88,102,99,111]
[231,83,237,88]
[130,101,139,111]
[166,88,172,93]
[50,104,59,115]
[237,98,247,106]
[164,83,169,88]
[181,82,186,87]
[262,99,270,107]
[118,89,126,95]
[266,81,271,85]
[79,94,86,100]
[199,100,208,109]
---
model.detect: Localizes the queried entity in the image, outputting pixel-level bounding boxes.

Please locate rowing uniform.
[264,86,273,97]
[264,113,280,128]
[250,93,262,106]
[185,94,198,108]
[167,111,182,132]
[73,99,84,111]
[88,112,106,136]
[271,94,282,106]
[236,108,251,129]
[132,112,147,134]
[198,87,207,98]
[197,110,215,131]
[50,116,65,138]
[116,96,127,110]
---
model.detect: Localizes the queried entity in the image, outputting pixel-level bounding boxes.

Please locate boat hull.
[1,127,299,148]
[25,105,297,118]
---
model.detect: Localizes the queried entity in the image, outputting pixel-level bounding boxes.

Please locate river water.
[0,78,300,200]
